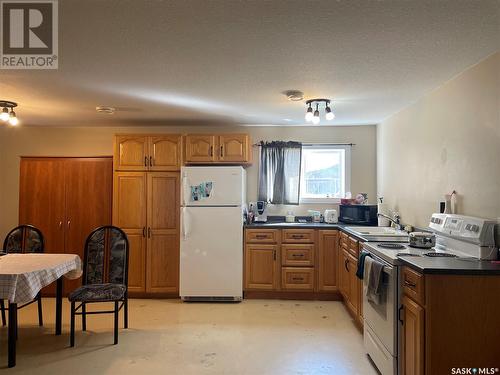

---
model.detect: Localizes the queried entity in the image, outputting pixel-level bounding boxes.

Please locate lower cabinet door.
[126,231,147,293]
[347,254,360,315]
[281,267,314,291]
[146,233,179,293]
[317,230,338,292]
[339,250,350,299]
[245,244,278,290]
[402,295,425,375]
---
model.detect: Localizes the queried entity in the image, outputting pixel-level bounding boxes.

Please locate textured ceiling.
[1,0,499,127]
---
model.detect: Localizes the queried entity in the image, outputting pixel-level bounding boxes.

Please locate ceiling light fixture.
[283,90,304,101]
[304,98,335,124]
[0,100,19,126]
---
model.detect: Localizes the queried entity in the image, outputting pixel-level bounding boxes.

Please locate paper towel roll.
[377,203,391,227]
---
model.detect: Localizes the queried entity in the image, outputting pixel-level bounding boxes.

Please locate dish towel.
[356,251,372,280]
[364,257,384,305]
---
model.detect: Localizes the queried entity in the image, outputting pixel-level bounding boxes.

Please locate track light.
[325,106,335,120]
[304,99,335,125]
[0,100,20,126]
[8,111,19,126]
[305,104,313,122]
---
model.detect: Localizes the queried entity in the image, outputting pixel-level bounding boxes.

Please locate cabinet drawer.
[245,229,280,243]
[402,266,425,305]
[340,232,349,249]
[282,229,315,243]
[281,267,314,290]
[281,244,315,266]
[348,237,359,257]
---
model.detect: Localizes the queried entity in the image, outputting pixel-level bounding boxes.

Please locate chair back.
[3,224,44,253]
[82,226,129,287]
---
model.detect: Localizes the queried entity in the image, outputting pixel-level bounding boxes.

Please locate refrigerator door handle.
[182,174,188,206]
[182,207,189,240]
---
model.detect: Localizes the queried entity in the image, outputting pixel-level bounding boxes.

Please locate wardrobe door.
[19,158,66,254]
[64,157,113,293]
[146,172,180,293]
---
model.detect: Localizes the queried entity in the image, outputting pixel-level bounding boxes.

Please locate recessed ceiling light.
[283,90,304,101]
[96,106,116,114]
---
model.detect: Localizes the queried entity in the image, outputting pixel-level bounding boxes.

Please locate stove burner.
[423,252,458,258]
[377,243,406,249]
[396,253,421,257]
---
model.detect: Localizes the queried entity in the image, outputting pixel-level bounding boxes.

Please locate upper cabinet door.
[149,135,182,171]
[218,134,250,163]
[114,135,149,170]
[185,135,216,163]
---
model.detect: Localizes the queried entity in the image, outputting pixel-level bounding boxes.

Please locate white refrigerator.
[180,166,246,301]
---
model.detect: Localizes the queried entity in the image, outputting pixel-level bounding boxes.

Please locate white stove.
[361,214,498,375]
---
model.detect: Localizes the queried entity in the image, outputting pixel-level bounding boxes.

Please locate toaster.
[324,209,338,224]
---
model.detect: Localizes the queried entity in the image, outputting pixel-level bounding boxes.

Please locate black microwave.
[339,204,378,226]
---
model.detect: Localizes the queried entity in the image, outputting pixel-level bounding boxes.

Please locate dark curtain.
[258,141,302,205]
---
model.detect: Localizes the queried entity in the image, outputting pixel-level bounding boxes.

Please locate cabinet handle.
[292,235,304,239]
[273,249,276,260]
[398,305,404,324]
[292,254,305,257]
[210,146,213,157]
[148,227,151,238]
[255,235,267,239]
[142,227,146,237]
[220,145,224,157]
[67,220,71,229]
[404,280,417,288]
[345,259,349,271]
[59,221,63,229]
[144,156,148,167]
[150,156,153,166]
[292,277,304,281]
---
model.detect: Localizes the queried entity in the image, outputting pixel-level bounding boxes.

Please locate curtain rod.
[252,142,356,147]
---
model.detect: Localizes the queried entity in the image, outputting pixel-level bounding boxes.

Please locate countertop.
[244,219,370,241]
[398,256,500,275]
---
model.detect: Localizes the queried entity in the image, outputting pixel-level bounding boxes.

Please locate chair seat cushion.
[68,283,126,302]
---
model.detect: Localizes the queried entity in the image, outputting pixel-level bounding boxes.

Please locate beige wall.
[0,124,377,238]
[377,52,500,228]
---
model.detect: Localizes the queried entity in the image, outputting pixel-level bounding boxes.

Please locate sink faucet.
[377,212,404,230]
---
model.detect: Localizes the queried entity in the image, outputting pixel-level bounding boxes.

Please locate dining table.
[0,253,82,368]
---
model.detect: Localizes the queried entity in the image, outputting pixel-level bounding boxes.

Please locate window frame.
[299,144,352,204]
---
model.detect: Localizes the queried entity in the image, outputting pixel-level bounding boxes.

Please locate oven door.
[362,254,397,356]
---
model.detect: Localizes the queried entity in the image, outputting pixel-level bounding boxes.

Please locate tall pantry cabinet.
[113,135,181,295]
[19,157,113,294]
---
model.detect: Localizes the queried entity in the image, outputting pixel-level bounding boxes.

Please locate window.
[299,145,351,203]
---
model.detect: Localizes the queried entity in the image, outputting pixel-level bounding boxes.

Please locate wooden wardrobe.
[18,157,113,294]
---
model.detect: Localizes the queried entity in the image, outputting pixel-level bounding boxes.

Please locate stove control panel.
[429,213,496,246]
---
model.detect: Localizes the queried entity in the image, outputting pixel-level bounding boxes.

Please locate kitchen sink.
[345,226,409,241]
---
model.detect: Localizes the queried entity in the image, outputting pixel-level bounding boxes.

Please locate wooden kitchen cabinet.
[339,249,350,298]
[402,295,424,375]
[317,230,338,292]
[218,134,249,162]
[113,172,148,292]
[347,253,360,316]
[19,157,113,295]
[244,244,279,290]
[114,134,182,171]
[184,134,216,163]
[281,267,314,291]
[113,171,180,295]
[185,133,252,164]
[146,172,180,293]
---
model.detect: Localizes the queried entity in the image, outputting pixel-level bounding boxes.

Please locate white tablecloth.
[0,254,82,304]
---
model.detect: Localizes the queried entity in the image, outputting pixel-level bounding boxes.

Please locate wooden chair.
[68,226,129,346]
[1,225,45,327]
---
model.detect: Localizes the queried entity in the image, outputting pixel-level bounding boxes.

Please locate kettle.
[324,209,338,224]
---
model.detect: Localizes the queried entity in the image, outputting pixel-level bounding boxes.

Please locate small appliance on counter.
[323,209,338,223]
[339,204,378,226]
[253,200,268,223]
